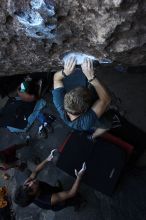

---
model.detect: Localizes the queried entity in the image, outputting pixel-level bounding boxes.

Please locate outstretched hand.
[81,58,95,81]
[63,57,76,76]
[46,149,57,162]
[24,149,57,186]
[75,162,86,178]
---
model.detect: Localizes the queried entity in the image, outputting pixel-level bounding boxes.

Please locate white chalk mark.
[17,0,56,39]
[17,11,43,27]
[31,0,44,9]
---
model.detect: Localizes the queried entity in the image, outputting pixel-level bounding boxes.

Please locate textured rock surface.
[0,0,146,75]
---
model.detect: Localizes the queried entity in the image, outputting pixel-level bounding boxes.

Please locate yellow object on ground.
[0,186,8,208]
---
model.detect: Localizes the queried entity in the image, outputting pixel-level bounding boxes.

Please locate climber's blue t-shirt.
[52,87,112,131]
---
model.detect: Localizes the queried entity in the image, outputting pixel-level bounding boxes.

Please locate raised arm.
[81,58,111,118]
[51,162,86,206]
[24,150,56,184]
[53,57,76,89]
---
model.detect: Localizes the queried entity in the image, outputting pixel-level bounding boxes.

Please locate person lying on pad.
[52,57,112,139]
[14,150,86,211]
[17,76,42,102]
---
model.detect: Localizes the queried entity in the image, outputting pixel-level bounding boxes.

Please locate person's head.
[14,179,39,207]
[64,87,93,115]
[19,80,39,96]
